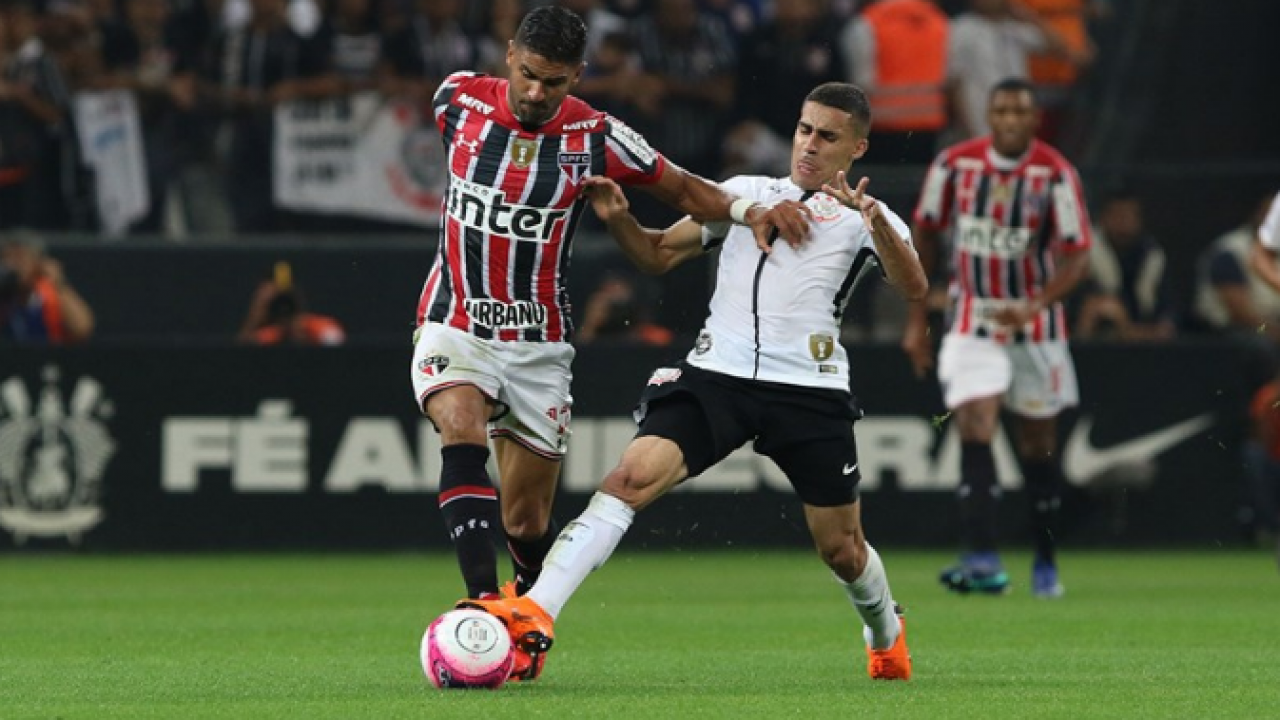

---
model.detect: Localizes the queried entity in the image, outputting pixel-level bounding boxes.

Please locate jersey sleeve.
[601,116,666,185]
[432,71,476,129]
[913,150,954,230]
[1049,163,1092,253]
[1260,192,1280,249]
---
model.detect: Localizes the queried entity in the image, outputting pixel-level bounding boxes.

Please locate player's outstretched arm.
[900,224,942,378]
[641,161,812,253]
[824,172,928,301]
[583,176,704,275]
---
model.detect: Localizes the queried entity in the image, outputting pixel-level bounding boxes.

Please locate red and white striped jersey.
[417,71,667,343]
[914,136,1091,343]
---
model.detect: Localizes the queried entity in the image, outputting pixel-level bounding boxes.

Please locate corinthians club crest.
[0,366,116,544]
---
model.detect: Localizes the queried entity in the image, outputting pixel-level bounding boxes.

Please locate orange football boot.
[458,594,555,681]
[866,608,911,681]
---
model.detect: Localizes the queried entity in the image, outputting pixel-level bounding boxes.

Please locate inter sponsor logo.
[464,299,547,329]
[955,216,1032,258]
[446,175,568,242]
[456,93,494,115]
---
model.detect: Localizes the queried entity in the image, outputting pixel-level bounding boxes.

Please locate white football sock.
[527,492,634,619]
[837,543,900,650]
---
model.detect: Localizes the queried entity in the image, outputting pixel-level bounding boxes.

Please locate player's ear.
[851,137,869,163]
[570,61,586,88]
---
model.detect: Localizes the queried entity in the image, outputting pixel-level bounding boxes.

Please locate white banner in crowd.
[73,91,149,236]
[274,93,446,226]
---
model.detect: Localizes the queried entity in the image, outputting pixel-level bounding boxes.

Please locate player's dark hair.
[805,82,872,136]
[514,6,588,65]
[990,77,1038,103]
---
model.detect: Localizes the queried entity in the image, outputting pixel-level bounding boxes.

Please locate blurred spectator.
[475,0,525,76]
[1245,373,1280,553]
[632,0,736,179]
[224,0,322,36]
[378,0,476,103]
[98,0,202,234]
[725,0,841,177]
[841,0,949,165]
[946,0,1089,141]
[203,0,339,233]
[576,273,672,347]
[237,261,345,345]
[0,0,77,231]
[699,0,761,42]
[1192,193,1280,342]
[575,30,660,125]
[1249,190,1280,298]
[1075,189,1175,342]
[554,0,625,61]
[0,229,94,344]
[1021,0,1101,142]
[316,0,384,91]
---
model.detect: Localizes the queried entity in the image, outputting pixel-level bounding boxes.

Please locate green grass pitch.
[3,550,1278,719]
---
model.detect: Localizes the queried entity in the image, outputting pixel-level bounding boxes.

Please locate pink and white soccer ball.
[421,608,514,689]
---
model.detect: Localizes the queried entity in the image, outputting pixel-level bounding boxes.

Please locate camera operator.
[237,261,345,346]
[0,229,95,344]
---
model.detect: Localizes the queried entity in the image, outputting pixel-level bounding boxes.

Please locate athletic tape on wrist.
[729,198,758,224]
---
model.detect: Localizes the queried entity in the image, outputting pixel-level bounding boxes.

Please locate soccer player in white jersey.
[412,6,808,681]
[902,77,1092,598]
[462,82,928,681]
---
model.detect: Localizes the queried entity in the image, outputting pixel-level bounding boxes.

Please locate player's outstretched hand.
[749,200,812,253]
[582,176,629,223]
[823,171,881,221]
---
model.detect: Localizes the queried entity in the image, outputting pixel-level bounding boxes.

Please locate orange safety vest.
[863,0,949,132]
[1022,0,1088,86]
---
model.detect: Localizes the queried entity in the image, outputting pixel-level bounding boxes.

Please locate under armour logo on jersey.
[453,134,479,155]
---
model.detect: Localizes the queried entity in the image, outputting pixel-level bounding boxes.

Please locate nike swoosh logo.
[1063,413,1214,484]
[842,463,858,475]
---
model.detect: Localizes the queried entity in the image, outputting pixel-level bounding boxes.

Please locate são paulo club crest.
[0,366,116,545]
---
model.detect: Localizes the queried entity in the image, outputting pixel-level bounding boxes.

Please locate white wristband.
[729,198,758,224]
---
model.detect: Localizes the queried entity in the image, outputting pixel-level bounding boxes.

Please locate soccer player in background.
[901,77,1091,598]
[463,82,927,681]
[412,6,807,680]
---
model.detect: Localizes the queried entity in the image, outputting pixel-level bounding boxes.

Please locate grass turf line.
[2,551,1278,719]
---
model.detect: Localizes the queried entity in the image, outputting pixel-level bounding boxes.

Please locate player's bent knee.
[501,507,550,541]
[600,463,662,510]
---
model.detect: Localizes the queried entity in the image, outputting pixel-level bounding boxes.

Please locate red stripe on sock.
[439,485,498,506]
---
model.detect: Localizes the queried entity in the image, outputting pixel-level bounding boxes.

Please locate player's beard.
[515,100,554,127]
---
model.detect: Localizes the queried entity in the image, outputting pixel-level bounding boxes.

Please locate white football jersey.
[686,175,914,390]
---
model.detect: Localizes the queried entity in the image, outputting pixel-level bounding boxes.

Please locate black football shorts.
[635,362,864,507]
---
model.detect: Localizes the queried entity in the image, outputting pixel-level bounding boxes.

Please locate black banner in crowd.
[0,341,1257,551]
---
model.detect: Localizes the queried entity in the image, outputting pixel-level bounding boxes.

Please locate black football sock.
[959,441,1001,554]
[438,443,500,599]
[1022,456,1061,566]
[507,518,560,596]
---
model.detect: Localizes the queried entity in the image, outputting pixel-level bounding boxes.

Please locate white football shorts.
[410,323,574,458]
[937,333,1079,418]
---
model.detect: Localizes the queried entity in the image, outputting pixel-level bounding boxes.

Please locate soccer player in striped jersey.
[462,82,928,682]
[902,77,1091,598]
[412,6,807,680]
